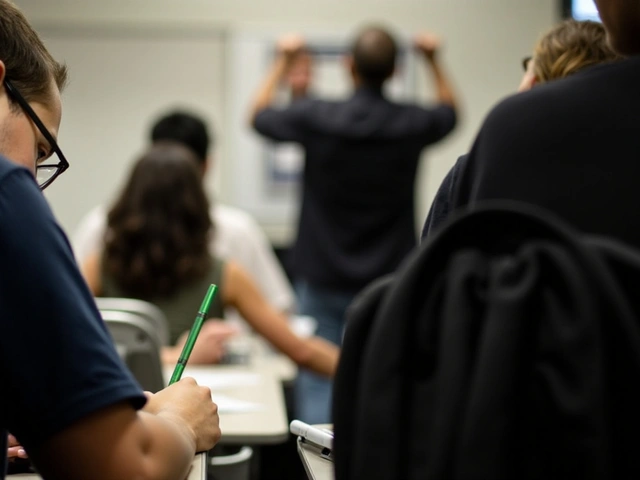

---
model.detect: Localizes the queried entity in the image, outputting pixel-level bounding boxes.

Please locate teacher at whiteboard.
[248,25,459,424]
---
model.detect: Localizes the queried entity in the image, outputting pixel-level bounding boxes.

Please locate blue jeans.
[294,280,355,424]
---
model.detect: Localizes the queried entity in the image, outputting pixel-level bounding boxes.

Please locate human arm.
[32,384,219,480]
[0,167,219,479]
[81,251,102,294]
[161,320,238,365]
[30,379,220,480]
[414,32,458,110]
[213,206,296,315]
[71,205,108,265]
[248,33,306,125]
[222,261,339,377]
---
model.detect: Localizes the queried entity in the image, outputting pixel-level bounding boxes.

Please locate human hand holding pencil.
[169,284,219,384]
[172,320,238,365]
[144,284,222,453]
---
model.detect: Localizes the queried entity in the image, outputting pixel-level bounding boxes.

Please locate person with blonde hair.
[519,19,619,91]
[422,19,620,239]
[438,0,640,270]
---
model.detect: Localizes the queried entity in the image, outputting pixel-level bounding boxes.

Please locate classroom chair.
[102,310,165,392]
[208,446,253,480]
[96,297,170,346]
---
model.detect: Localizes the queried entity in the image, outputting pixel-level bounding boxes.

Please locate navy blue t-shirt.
[0,156,146,478]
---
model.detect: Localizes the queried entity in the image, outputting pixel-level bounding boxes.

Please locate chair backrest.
[96,297,170,346]
[208,446,253,480]
[102,310,165,393]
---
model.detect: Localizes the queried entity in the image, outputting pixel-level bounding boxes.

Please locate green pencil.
[168,284,218,385]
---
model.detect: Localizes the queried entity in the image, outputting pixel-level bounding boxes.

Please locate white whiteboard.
[38,24,226,235]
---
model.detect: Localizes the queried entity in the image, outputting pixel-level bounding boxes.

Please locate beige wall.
[15,0,559,244]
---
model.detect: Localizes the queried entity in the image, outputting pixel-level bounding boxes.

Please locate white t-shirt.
[72,203,296,330]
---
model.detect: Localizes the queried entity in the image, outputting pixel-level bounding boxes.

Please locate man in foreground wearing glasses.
[420,19,618,240]
[0,1,221,479]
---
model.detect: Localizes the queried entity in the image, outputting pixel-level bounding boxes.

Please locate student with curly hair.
[82,142,339,377]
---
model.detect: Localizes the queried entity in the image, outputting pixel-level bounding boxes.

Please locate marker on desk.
[169,284,218,385]
[290,420,333,451]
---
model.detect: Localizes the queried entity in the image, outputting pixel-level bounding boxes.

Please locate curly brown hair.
[533,19,621,83]
[104,142,213,299]
[0,0,67,103]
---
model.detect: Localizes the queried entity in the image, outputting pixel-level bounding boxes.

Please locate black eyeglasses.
[522,56,533,72]
[3,79,69,190]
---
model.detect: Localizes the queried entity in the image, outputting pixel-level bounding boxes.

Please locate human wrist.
[276,54,295,76]
[153,410,198,453]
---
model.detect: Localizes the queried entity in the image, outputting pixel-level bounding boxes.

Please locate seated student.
[442,0,640,257]
[73,110,296,329]
[82,142,339,377]
[421,19,620,239]
[0,1,220,478]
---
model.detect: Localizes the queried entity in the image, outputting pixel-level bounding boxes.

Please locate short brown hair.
[351,25,397,88]
[0,0,67,103]
[533,20,620,83]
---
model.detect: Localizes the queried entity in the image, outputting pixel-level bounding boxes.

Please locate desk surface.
[164,364,289,445]
[227,335,297,385]
[297,438,334,480]
[7,453,206,480]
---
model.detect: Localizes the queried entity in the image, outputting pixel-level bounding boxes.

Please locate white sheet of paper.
[213,394,265,414]
[180,370,262,390]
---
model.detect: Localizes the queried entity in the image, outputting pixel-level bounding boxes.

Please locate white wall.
[16,0,559,245]
[37,25,226,242]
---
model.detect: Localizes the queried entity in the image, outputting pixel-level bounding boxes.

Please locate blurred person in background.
[73,110,296,332]
[250,25,459,423]
[421,19,621,240]
[82,142,339,378]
